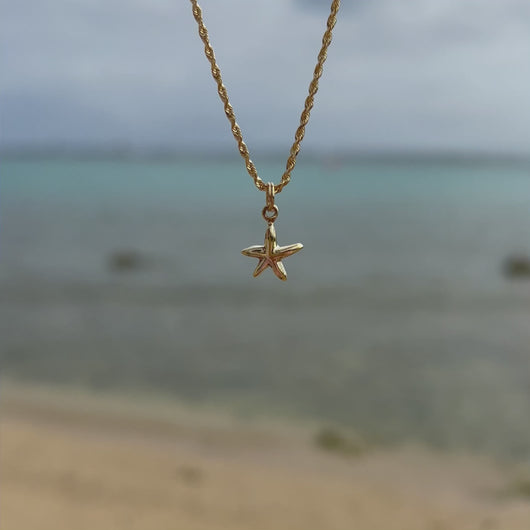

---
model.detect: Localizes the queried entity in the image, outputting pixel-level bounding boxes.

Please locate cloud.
[1,0,529,153]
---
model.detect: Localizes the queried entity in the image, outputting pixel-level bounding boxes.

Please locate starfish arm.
[274,242,303,258]
[241,245,266,258]
[264,225,277,254]
[253,258,271,277]
[271,259,288,281]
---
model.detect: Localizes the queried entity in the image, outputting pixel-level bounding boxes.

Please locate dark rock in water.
[108,250,147,272]
[503,254,530,279]
[314,427,367,457]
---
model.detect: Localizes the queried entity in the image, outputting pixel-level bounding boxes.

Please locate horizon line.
[2,144,529,165]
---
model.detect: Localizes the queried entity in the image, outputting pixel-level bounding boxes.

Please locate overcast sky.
[1,0,529,154]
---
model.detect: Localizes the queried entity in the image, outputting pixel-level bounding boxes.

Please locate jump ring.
[262,205,279,223]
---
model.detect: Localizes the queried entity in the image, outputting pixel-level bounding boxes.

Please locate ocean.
[3,157,530,287]
[2,156,530,456]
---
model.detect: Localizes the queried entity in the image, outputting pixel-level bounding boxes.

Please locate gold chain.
[190,0,340,195]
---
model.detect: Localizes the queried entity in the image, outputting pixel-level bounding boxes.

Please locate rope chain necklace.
[190,0,340,280]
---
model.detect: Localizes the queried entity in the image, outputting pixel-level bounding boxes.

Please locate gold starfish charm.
[241,223,303,281]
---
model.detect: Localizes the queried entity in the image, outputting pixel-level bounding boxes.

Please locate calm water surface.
[2,157,530,455]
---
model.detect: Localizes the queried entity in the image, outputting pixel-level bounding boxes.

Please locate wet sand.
[2,383,530,530]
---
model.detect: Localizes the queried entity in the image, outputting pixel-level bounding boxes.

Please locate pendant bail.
[262,182,279,224]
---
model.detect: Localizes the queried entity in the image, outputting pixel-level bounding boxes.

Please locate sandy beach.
[2,382,530,530]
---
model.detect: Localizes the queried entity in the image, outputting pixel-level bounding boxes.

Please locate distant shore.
[2,146,529,167]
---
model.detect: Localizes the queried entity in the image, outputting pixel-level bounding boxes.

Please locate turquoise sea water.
[2,157,530,455]
[3,157,530,289]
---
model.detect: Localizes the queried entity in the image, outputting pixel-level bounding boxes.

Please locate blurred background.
[2,1,530,529]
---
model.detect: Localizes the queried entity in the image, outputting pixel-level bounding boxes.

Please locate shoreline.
[1,379,314,453]
[2,380,530,530]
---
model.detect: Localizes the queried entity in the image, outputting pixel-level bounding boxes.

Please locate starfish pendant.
[241,223,303,281]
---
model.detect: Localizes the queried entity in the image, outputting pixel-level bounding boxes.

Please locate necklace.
[190,0,340,280]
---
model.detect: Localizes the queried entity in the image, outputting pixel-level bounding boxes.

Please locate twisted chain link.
[190,0,340,194]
